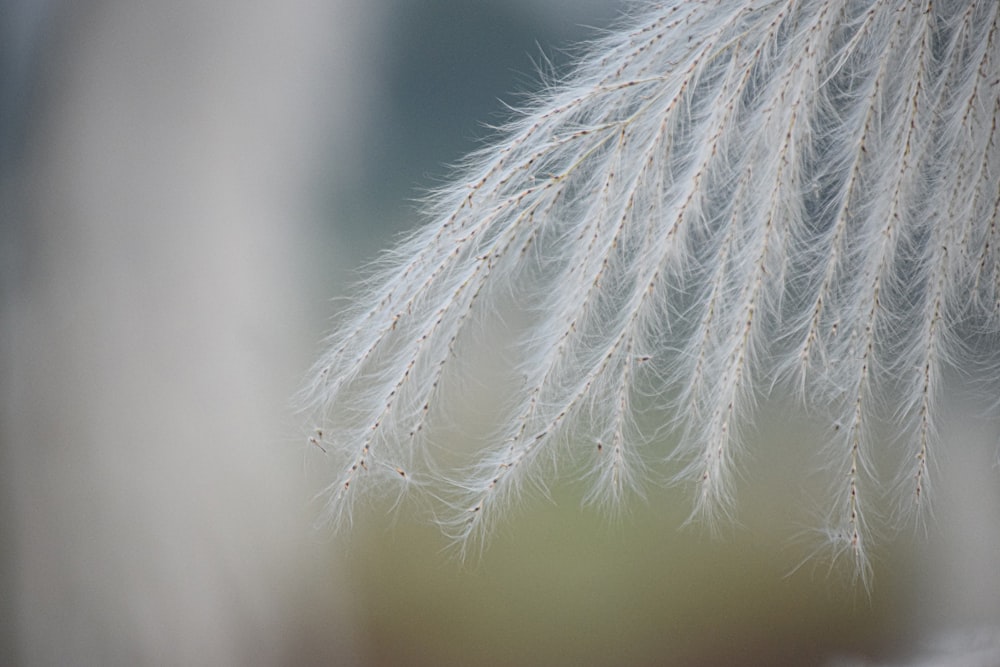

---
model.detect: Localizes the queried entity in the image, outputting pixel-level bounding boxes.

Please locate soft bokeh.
[2,2,997,666]
[1,0,377,663]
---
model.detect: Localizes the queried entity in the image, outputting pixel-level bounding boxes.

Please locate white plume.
[302,0,1000,572]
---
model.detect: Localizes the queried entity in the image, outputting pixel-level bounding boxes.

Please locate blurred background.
[1,1,997,665]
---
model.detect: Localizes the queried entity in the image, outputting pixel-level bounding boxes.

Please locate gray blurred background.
[2,1,998,665]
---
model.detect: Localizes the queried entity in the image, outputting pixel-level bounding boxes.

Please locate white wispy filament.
[303,0,1000,572]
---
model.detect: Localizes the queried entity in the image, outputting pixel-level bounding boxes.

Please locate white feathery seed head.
[301,0,1000,575]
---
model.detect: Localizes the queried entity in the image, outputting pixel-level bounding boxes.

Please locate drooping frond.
[302,0,1000,570]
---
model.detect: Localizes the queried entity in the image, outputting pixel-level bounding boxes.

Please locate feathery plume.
[302,0,1000,572]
